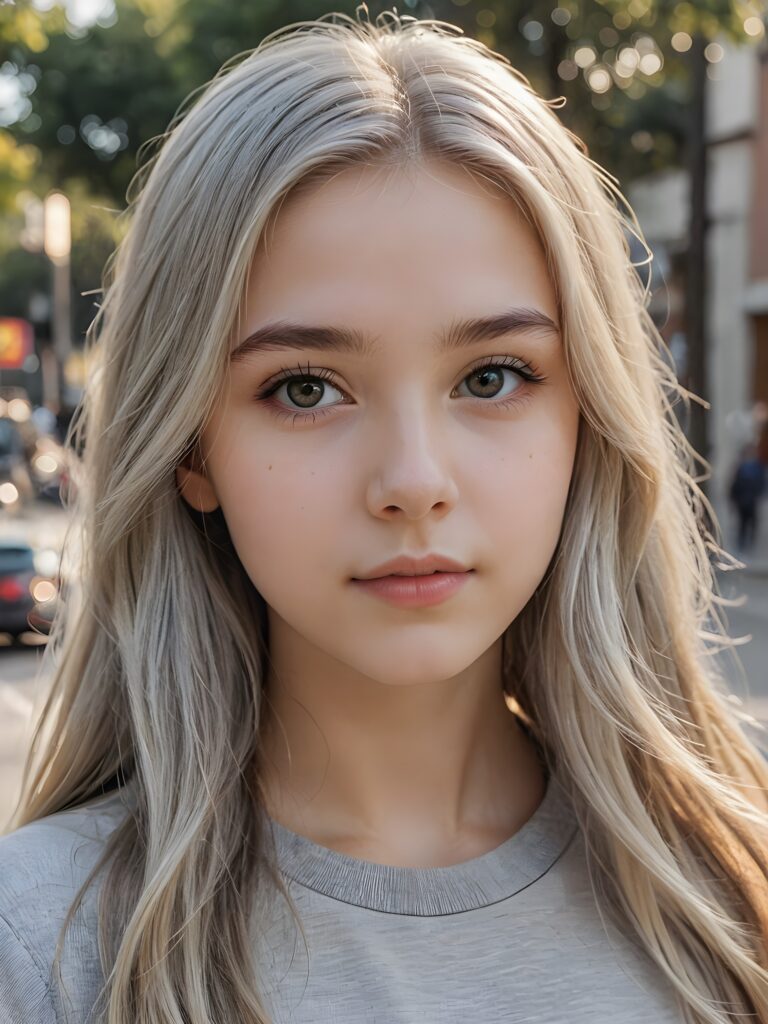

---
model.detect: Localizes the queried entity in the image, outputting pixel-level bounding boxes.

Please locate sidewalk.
[710,497,768,729]
[713,497,768,579]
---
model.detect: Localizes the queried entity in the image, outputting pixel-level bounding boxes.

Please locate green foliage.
[0,130,40,210]
[2,0,763,203]
[426,0,763,181]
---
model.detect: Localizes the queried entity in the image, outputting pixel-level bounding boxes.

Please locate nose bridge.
[366,384,458,515]
[377,381,443,464]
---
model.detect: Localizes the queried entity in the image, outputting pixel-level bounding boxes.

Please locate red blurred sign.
[0,318,33,369]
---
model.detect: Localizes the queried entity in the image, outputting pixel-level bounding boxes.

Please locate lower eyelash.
[255,357,548,423]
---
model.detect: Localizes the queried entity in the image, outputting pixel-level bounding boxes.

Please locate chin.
[346,647,487,690]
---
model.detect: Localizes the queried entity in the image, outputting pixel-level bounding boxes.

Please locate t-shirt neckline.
[265,770,579,916]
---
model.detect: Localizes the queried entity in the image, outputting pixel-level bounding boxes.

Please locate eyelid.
[258,360,341,394]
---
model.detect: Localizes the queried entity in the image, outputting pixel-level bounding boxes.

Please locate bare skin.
[177,160,581,868]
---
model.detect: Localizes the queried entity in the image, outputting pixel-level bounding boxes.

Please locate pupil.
[288,380,322,407]
[475,368,502,396]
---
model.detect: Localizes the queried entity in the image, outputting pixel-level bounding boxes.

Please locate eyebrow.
[229,307,560,363]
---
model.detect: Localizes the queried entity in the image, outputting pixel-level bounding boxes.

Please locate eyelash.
[253,355,549,425]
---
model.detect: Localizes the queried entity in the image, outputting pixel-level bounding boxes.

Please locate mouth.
[353,555,473,580]
[349,569,474,607]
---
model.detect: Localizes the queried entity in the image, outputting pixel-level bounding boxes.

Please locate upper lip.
[353,554,472,580]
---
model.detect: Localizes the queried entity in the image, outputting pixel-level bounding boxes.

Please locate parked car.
[0,418,35,511]
[0,540,62,640]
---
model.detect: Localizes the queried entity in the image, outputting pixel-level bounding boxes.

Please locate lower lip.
[350,571,473,608]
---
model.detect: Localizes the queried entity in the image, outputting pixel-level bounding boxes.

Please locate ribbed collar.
[265,771,579,917]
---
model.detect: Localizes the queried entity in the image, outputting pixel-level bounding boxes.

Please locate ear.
[176,446,220,513]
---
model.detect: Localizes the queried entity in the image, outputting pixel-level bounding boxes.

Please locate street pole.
[43,192,72,416]
[684,33,710,501]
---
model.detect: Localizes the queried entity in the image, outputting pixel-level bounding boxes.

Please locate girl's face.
[179,160,580,688]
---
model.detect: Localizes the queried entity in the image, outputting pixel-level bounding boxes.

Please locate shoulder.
[0,787,134,1024]
[0,786,133,910]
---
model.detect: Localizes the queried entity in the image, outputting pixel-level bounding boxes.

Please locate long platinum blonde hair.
[8,9,768,1023]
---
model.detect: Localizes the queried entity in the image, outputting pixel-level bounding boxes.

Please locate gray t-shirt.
[0,773,687,1023]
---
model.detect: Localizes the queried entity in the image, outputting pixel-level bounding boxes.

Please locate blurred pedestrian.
[728,441,766,554]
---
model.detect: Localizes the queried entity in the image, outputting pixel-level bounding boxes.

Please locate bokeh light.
[615,46,640,76]
[744,17,765,38]
[0,483,19,506]
[574,45,597,68]
[588,67,613,94]
[31,579,57,604]
[8,399,31,422]
[521,19,543,41]
[671,32,693,53]
[628,0,650,16]
[639,53,663,75]
[631,130,654,152]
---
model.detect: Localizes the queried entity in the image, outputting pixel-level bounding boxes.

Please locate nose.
[364,406,459,521]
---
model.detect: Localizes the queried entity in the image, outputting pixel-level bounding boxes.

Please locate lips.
[353,553,471,581]
[350,569,472,608]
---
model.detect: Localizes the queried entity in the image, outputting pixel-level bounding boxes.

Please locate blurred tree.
[0,130,40,210]
[429,0,762,182]
[1,0,363,207]
[2,0,762,203]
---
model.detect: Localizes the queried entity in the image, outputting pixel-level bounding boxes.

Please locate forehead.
[240,161,557,343]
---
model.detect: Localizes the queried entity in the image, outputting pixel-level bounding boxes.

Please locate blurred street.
[1,498,768,833]
[0,497,69,830]
[714,566,768,722]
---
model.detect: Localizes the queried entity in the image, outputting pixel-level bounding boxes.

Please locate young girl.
[1,9,767,1024]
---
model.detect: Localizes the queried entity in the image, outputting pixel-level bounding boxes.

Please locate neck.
[256,624,546,868]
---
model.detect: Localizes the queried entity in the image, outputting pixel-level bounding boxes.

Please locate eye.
[269,372,344,412]
[253,363,348,424]
[452,356,544,402]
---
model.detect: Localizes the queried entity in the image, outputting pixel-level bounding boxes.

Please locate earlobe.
[176,460,220,514]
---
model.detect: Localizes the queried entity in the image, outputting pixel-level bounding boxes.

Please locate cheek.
[481,457,571,560]
[468,403,577,516]
[474,423,577,594]
[213,443,347,595]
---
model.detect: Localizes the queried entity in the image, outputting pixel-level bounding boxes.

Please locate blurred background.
[1,0,767,829]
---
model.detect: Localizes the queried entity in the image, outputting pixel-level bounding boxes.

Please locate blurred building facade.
[628,39,768,534]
